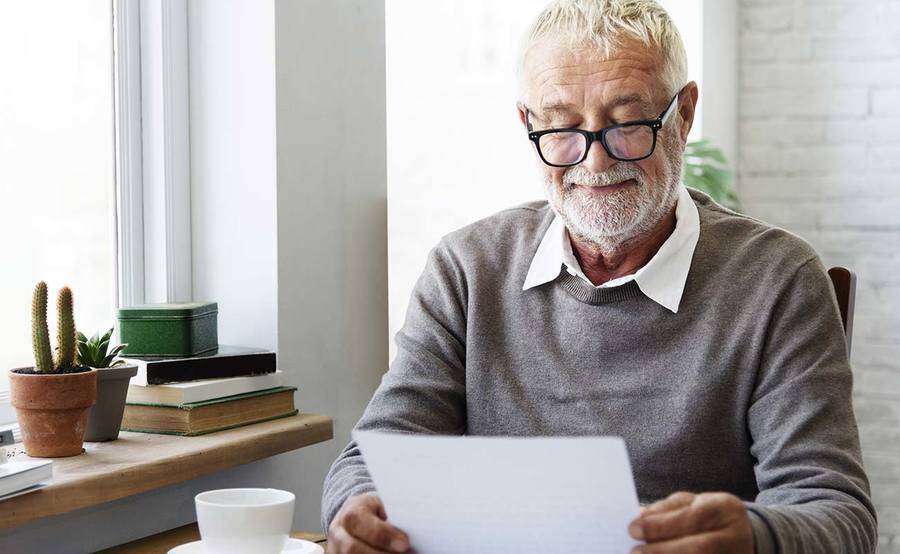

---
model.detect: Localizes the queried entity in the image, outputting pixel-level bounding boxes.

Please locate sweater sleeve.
[321,240,468,533]
[746,256,877,553]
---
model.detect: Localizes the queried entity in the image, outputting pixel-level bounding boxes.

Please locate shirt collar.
[522,185,700,313]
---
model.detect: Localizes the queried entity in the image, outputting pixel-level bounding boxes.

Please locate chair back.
[827,267,856,356]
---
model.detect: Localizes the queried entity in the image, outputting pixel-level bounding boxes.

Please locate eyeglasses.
[524,91,681,167]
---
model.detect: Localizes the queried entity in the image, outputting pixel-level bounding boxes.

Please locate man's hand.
[627,492,753,554]
[329,494,411,553]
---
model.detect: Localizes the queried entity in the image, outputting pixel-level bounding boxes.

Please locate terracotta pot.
[84,364,138,442]
[9,367,98,457]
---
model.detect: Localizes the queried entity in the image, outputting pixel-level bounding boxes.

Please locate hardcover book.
[122,345,277,386]
[126,370,284,405]
[0,459,53,500]
[121,386,297,436]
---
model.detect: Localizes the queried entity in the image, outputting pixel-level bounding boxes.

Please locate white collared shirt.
[522,185,700,313]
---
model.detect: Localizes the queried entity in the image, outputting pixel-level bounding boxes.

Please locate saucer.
[168,537,325,554]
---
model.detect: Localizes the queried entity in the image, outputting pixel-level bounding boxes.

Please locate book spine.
[122,410,299,436]
[126,386,296,409]
[147,353,277,385]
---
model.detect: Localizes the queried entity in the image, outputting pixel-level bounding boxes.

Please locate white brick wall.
[739,0,900,550]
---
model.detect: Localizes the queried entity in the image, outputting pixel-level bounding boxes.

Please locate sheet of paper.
[352,431,642,554]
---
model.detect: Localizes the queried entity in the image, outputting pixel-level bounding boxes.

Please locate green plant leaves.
[682,139,740,211]
[102,344,128,368]
[76,326,128,368]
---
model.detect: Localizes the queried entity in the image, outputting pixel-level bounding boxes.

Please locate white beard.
[543,137,683,254]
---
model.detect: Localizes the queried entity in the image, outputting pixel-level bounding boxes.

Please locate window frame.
[0,0,195,428]
[115,0,146,309]
[0,392,14,431]
[136,0,193,305]
[0,2,121,426]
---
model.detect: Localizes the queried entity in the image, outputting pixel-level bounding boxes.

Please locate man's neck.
[569,207,677,286]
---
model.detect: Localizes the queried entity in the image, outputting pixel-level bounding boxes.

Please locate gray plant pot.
[84,363,138,442]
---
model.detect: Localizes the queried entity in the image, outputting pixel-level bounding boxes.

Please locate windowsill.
[0,390,16,433]
[0,413,333,530]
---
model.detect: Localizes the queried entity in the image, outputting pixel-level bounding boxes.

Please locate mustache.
[561,164,644,188]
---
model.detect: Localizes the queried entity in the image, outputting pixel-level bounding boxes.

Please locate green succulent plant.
[77,328,128,369]
[683,139,740,212]
[30,281,80,372]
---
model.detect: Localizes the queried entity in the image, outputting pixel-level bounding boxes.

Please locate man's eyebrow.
[537,95,655,120]
[537,102,578,119]
[608,94,654,113]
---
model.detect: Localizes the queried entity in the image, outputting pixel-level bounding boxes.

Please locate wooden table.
[1,414,333,530]
[97,523,328,553]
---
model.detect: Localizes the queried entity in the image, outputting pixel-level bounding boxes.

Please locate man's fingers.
[633,502,720,542]
[331,494,410,553]
[644,492,696,514]
[354,493,389,520]
[629,493,750,545]
[341,508,410,552]
[374,499,388,520]
[630,528,731,554]
[330,525,396,554]
[629,492,697,540]
[352,494,385,513]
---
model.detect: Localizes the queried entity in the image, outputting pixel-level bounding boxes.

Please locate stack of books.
[121,346,297,436]
[0,430,53,501]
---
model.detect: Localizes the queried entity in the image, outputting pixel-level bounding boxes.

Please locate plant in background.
[683,139,740,212]
[77,328,128,369]
[31,281,80,373]
[78,325,138,442]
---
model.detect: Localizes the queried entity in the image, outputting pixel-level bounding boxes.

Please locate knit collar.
[522,185,700,313]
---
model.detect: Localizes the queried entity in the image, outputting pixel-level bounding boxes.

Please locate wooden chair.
[827,267,856,356]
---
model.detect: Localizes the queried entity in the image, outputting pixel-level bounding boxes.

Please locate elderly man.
[322,1,877,552]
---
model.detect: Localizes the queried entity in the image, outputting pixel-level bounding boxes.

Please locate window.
[386,1,705,359]
[0,1,117,412]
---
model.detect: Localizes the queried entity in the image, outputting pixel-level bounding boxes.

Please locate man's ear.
[516,101,530,130]
[678,82,699,142]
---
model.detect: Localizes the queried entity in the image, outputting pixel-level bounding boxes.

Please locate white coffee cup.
[195,488,295,554]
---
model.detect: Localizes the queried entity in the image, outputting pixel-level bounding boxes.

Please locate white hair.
[518,0,688,100]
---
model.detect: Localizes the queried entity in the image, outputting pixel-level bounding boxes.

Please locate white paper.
[352,431,642,554]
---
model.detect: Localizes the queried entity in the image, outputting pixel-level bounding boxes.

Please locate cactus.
[55,287,77,370]
[31,281,54,372]
[29,282,82,373]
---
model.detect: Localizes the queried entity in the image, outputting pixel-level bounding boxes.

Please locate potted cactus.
[78,328,138,441]
[8,282,98,457]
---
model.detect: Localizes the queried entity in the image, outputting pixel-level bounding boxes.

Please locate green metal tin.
[118,302,218,357]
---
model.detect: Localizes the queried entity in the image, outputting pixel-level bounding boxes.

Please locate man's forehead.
[523,38,665,114]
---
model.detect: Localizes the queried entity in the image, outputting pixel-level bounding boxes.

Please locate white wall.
[700,0,738,174]
[275,0,388,533]
[659,0,704,136]
[738,0,900,548]
[385,1,547,363]
[189,0,279,351]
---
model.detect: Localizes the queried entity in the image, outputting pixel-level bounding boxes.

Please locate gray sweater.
[322,189,877,553]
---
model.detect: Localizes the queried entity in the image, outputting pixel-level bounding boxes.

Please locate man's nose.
[580,138,617,173]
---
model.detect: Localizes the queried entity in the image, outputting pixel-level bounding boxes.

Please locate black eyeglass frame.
[525,89,682,167]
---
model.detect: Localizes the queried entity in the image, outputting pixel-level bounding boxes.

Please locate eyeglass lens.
[537,125,655,165]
